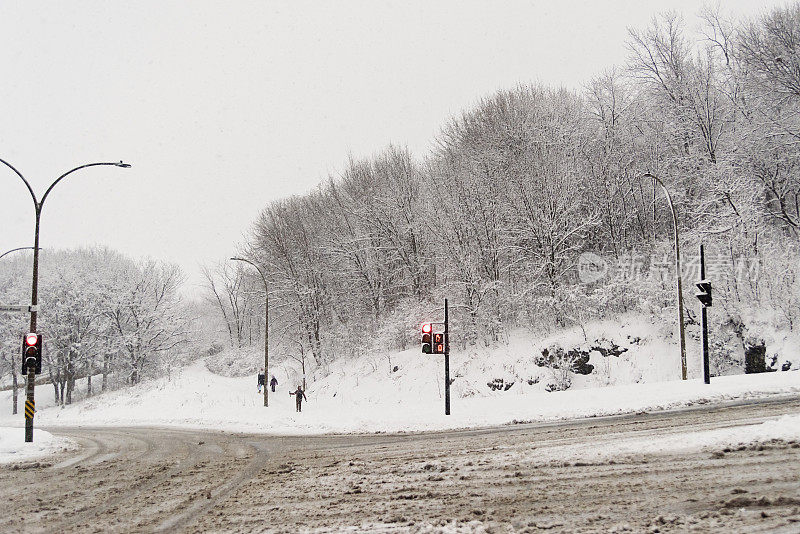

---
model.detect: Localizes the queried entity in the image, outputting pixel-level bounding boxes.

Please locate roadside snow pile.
[0,427,75,464]
[530,413,800,464]
[609,412,800,455]
[1,314,797,438]
[3,356,797,437]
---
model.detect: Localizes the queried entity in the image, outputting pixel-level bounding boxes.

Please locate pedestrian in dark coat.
[270,375,278,393]
[289,385,307,412]
[257,368,265,393]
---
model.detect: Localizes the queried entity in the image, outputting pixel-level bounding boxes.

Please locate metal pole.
[30,208,41,332]
[642,173,687,380]
[0,158,130,443]
[264,288,274,407]
[24,366,34,442]
[444,298,450,416]
[11,353,18,415]
[231,257,269,407]
[700,244,710,384]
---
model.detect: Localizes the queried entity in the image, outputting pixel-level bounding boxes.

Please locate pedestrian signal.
[432,333,445,354]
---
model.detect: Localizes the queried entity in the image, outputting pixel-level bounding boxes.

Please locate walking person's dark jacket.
[289,386,307,412]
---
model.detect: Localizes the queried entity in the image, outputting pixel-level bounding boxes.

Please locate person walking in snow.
[270,375,278,393]
[289,385,307,412]
[257,368,265,393]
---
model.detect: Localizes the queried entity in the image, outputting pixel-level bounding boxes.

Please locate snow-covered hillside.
[1,316,797,437]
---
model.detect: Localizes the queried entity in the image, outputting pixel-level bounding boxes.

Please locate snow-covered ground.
[1,356,797,436]
[0,427,75,464]
[0,319,797,463]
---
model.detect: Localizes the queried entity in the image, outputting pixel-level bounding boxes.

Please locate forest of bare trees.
[205,5,799,372]
[5,5,798,399]
[0,248,189,408]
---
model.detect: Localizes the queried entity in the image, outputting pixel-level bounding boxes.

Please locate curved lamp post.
[230,256,269,407]
[1,157,130,443]
[0,158,131,333]
[642,172,687,381]
[0,246,36,260]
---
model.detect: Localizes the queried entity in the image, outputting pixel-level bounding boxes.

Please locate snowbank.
[2,358,797,438]
[0,427,75,464]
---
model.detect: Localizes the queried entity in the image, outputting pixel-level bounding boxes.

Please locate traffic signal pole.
[421,299,451,416]
[0,157,130,443]
[700,245,710,385]
[25,365,35,442]
[444,298,450,416]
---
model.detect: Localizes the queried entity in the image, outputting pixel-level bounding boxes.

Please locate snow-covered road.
[1,395,798,533]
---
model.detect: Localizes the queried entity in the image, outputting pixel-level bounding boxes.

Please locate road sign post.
[696,244,712,385]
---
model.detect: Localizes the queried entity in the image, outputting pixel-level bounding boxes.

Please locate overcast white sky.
[0,1,788,297]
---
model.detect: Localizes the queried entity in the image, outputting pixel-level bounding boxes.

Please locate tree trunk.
[52,371,60,404]
[87,373,92,397]
[66,375,75,405]
[102,353,109,391]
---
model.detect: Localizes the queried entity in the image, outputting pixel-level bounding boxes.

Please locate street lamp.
[0,157,130,441]
[0,158,131,332]
[642,173,687,381]
[230,256,270,407]
[0,247,36,260]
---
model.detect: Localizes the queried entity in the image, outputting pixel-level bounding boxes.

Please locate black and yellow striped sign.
[24,400,35,419]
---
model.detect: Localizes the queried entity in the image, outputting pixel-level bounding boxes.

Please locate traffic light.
[432,333,445,354]
[422,323,432,354]
[696,279,712,307]
[21,332,42,375]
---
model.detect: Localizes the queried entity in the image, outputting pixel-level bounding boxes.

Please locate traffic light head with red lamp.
[21,332,42,375]
[422,324,446,354]
[421,323,432,354]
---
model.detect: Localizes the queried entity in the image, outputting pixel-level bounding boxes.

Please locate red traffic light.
[422,323,432,333]
[25,333,38,347]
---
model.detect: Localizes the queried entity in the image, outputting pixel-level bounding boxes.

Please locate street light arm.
[230,256,268,289]
[230,255,270,408]
[0,156,38,206]
[41,161,131,207]
[0,247,36,260]
[642,173,679,235]
[641,172,687,381]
